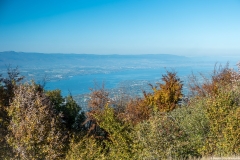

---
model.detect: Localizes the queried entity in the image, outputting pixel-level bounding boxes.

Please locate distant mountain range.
[0,51,188,68]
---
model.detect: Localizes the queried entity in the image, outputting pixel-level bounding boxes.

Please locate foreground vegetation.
[0,63,240,159]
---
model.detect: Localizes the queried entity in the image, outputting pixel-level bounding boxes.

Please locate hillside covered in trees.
[1,63,240,159]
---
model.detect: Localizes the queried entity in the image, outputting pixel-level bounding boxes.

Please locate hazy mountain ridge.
[0,51,188,67]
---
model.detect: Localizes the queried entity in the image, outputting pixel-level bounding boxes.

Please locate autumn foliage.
[7,82,68,159]
[0,63,240,159]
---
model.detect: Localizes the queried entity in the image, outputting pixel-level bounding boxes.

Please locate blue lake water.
[1,53,239,97]
[44,63,226,96]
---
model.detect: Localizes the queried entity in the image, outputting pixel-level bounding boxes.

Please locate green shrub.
[201,85,240,156]
[171,99,209,157]
[66,135,106,160]
[94,105,133,159]
[67,105,133,159]
[132,112,195,160]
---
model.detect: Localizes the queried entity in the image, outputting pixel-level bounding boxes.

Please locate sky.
[0,0,240,56]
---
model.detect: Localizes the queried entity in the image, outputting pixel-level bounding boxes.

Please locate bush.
[171,99,209,157]
[132,112,196,159]
[201,85,240,156]
[66,135,106,160]
[67,105,133,159]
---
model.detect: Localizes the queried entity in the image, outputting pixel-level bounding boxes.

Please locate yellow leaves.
[142,71,183,113]
[201,85,240,156]
[121,71,183,125]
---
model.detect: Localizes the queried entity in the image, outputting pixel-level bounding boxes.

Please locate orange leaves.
[123,98,152,125]
[189,63,238,97]
[112,71,183,126]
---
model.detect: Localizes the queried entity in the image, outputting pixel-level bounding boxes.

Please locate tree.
[188,63,236,97]
[7,82,68,159]
[0,66,23,159]
[154,71,183,112]
[144,71,183,113]
[46,90,86,132]
[0,66,24,106]
[122,97,152,125]
[64,95,86,132]
[187,63,240,156]
[85,87,110,138]
[118,71,183,126]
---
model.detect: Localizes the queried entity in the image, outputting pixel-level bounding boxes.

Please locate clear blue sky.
[0,0,240,56]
